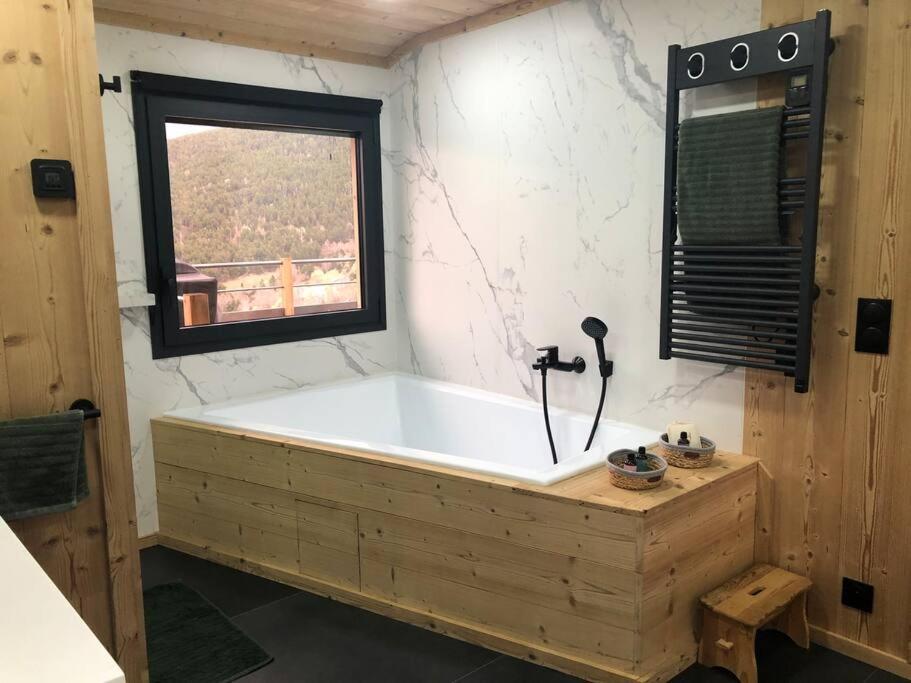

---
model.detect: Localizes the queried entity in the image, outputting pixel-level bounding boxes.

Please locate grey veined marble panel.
[384,0,759,463]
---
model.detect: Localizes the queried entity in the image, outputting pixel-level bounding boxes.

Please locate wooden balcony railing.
[179,256,359,326]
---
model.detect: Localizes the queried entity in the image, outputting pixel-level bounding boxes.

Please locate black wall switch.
[841,577,874,613]
[31,159,76,199]
[855,298,891,354]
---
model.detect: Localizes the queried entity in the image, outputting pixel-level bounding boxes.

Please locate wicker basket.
[606,450,668,490]
[657,434,716,469]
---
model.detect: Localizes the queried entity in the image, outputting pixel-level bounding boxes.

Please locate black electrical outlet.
[30,159,76,199]
[855,298,891,354]
[841,577,874,613]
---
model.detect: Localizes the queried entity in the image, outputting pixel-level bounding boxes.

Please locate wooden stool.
[698,564,811,683]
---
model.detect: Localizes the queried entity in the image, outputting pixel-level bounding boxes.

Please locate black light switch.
[31,159,76,199]
[855,298,891,354]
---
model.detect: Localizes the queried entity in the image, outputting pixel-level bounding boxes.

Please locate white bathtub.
[165,373,659,486]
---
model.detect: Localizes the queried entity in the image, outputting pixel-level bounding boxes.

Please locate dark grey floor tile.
[233,591,498,683]
[756,630,874,682]
[671,662,739,682]
[140,549,899,683]
[455,655,582,682]
[673,631,877,682]
[867,670,911,683]
[140,546,298,617]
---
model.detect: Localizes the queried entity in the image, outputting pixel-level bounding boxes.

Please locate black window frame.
[130,71,386,359]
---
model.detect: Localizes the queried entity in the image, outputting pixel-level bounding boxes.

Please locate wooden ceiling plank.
[385,0,564,66]
[309,0,467,30]
[94,8,389,68]
[270,0,498,20]
[95,0,572,70]
[173,0,441,36]
[95,0,407,53]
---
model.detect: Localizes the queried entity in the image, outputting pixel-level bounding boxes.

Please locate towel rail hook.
[70,399,101,421]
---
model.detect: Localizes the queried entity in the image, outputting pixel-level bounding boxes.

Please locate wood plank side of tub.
[154,454,642,677]
[153,419,643,570]
[156,463,363,590]
[358,510,639,628]
[156,462,300,575]
[151,418,758,516]
[151,419,759,682]
[637,465,758,677]
[357,510,641,666]
[296,498,361,590]
[362,558,636,668]
[152,535,640,683]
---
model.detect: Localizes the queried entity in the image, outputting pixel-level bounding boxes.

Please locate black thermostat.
[31,159,76,199]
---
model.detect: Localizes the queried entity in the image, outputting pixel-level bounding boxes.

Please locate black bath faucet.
[532,346,586,375]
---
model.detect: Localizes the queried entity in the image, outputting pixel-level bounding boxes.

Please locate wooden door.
[0,0,146,679]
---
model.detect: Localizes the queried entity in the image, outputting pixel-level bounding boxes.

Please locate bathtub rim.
[162,371,660,486]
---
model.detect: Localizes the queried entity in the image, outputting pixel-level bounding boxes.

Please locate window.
[131,71,385,358]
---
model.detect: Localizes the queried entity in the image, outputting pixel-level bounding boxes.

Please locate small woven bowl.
[658,434,716,469]
[606,450,668,490]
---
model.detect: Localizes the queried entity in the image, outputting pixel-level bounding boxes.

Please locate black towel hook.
[99,74,122,96]
[70,399,101,421]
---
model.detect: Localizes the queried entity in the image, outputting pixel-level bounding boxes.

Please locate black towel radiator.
[658,10,832,393]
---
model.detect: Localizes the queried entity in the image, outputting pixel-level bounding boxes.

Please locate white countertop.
[0,517,125,683]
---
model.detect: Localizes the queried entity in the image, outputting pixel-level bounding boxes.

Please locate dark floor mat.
[144,582,272,683]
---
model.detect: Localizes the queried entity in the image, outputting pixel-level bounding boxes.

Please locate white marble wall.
[97,0,759,536]
[96,25,401,536]
[386,0,759,450]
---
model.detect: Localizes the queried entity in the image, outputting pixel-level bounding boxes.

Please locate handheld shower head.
[581,316,608,340]
[581,317,612,378]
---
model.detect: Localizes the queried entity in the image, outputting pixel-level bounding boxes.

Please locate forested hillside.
[166,125,356,266]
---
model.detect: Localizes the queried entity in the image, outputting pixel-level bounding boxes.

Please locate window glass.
[165,122,362,327]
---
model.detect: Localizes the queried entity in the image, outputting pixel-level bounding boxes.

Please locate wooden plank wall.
[745,0,911,675]
[0,0,146,679]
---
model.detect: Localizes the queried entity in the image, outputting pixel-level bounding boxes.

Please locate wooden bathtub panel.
[153,536,635,683]
[158,504,300,573]
[296,498,360,590]
[287,449,641,569]
[152,419,759,682]
[638,466,757,668]
[153,421,642,569]
[361,559,637,667]
[157,464,299,573]
[157,463,298,538]
[359,511,639,626]
[154,421,293,489]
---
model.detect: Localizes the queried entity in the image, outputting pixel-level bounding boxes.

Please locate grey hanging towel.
[0,410,89,521]
[677,106,784,245]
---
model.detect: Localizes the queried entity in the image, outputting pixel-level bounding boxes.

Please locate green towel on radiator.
[677,106,784,245]
[0,410,89,521]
